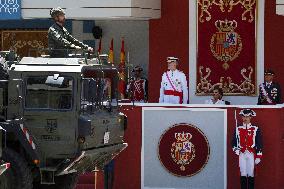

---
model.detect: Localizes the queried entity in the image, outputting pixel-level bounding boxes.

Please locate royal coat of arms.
[171,132,195,171]
[210,19,243,70]
[158,123,210,177]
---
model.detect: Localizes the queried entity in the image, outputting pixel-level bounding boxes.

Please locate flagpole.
[127,51,130,83]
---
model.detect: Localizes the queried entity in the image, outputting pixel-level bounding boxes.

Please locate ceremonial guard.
[159,57,188,104]
[48,7,93,57]
[126,66,148,102]
[232,109,263,189]
[257,69,281,105]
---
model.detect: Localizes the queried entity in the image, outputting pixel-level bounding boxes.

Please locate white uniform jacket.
[205,99,225,105]
[159,70,188,104]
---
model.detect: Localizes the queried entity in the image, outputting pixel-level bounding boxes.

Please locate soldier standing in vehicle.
[159,57,188,104]
[48,7,93,57]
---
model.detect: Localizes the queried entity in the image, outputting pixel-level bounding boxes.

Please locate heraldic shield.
[171,132,195,171]
[158,123,210,177]
[210,19,243,70]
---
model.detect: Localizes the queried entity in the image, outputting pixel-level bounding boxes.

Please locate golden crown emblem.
[175,132,192,142]
[215,19,237,32]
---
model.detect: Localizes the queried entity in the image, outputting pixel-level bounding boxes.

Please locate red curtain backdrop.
[197,1,257,96]
[227,108,284,189]
[111,106,284,189]
[148,0,189,103]
[113,107,142,189]
[265,1,284,103]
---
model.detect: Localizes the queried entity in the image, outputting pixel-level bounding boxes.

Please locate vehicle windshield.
[80,67,119,113]
[25,75,73,110]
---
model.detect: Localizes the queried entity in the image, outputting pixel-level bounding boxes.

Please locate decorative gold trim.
[1,30,48,51]
[196,1,258,96]
[157,123,210,177]
[198,0,256,23]
[196,66,256,95]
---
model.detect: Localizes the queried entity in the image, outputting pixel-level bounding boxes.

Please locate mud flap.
[57,143,127,176]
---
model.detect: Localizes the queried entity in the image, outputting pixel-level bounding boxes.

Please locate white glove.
[87,47,94,52]
[234,150,240,156]
[70,44,81,50]
[255,158,261,165]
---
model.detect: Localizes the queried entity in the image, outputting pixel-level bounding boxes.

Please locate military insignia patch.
[271,88,278,99]
[46,119,57,134]
[158,123,210,177]
[210,19,243,70]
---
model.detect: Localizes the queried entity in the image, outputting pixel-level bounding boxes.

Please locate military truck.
[0,51,128,189]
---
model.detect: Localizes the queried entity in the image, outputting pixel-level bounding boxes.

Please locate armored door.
[22,72,78,160]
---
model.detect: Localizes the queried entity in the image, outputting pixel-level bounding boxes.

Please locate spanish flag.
[118,38,126,99]
[108,38,114,64]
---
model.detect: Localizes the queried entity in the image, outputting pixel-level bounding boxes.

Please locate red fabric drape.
[197,2,257,96]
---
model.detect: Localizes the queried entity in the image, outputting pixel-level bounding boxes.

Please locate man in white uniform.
[159,57,188,104]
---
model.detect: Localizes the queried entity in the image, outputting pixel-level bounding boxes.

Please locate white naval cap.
[239,109,256,117]
[166,57,179,63]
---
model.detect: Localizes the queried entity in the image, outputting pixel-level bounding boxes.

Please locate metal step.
[40,167,56,185]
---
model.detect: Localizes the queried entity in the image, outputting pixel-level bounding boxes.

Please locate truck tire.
[0,148,33,189]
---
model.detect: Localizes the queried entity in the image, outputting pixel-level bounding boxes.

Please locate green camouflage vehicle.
[0,51,127,189]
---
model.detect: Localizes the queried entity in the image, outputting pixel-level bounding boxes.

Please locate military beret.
[50,7,65,18]
[132,66,143,72]
[166,57,179,63]
[264,69,275,76]
[239,109,256,117]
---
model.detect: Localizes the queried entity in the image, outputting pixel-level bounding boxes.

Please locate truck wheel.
[0,148,33,189]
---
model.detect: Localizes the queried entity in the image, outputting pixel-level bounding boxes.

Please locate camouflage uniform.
[48,23,89,57]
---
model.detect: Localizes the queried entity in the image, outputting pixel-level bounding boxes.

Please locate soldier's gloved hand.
[255,158,261,165]
[87,47,94,53]
[234,150,240,156]
[75,46,82,50]
[70,44,81,50]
